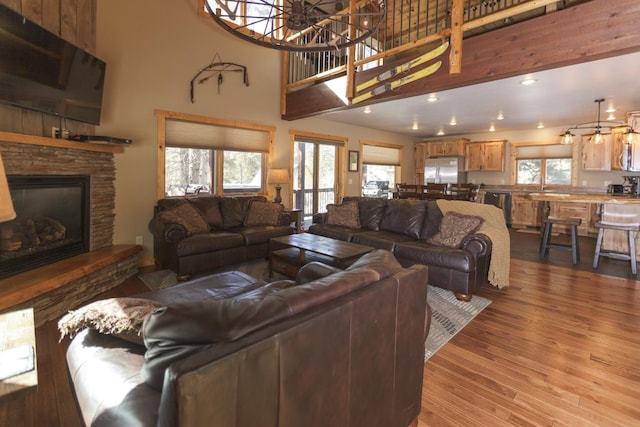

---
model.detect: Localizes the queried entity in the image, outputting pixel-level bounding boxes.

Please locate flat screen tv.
[0,4,106,125]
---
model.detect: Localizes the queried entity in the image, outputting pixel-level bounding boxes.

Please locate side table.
[0,308,37,400]
[285,209,304,233]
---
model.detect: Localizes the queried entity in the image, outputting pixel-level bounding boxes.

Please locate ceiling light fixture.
[559,98,639,145]
[520,77,537,86]
[497,113,504,120]
[489,124,495,132]
[427,94,438,103]
[412,122,419,130]
[436,129,445,136]
[537,123,544,129]
[449,117,457,126]
[363,106,372,114]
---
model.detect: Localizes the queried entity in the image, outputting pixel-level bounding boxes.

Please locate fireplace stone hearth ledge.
[0,245,142,326]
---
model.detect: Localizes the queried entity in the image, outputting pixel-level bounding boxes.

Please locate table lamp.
[0,153,16,222]
[268,168,289,204]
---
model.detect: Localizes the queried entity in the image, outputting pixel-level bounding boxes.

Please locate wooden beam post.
[449,0,464,74]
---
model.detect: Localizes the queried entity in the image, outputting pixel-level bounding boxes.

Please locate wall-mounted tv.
[0,4,106,125]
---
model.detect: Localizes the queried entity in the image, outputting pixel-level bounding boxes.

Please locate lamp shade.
[268,169,289,185]
[0,153,16,222]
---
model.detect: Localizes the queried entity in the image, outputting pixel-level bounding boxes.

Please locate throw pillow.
[326,201,361,229]
[244,200,284,226]
[58,297,163,343]
[357,198,387,231]
[158,202,209,236]
[427,211,484,248]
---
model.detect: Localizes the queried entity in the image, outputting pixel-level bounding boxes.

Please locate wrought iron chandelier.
[204,0,386,52]
[560,98,639,145]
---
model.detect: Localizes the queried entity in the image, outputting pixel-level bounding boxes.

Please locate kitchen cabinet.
[510,193,542,228]
[581,133,612,171]
[549,201,597,236]
[425,138,468,157]
[465,140,505,172]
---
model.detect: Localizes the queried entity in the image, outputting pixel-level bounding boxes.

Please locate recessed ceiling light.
[436,129,445,136]
[363,106,372,114]
[537,123,545,129]
[427,93,438,103]
[607,113,616,121]
[489,124,495,132]
[449,117,457,126]
[520,77,537,86]
[497,113,504,120]
[412,122,419,130]
[606,106,616,113]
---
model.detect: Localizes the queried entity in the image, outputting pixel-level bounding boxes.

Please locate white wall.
[96,0,413,265]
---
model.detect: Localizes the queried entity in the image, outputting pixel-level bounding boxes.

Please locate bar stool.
[592,221,640,275]
[539,216,582,265]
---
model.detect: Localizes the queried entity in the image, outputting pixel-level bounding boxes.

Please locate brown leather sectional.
[309,197,492,301]
[66,250,431,426]
[148,196,293,280]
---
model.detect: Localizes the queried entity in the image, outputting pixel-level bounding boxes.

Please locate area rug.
[424,285,491,362]
[139,262,491,361]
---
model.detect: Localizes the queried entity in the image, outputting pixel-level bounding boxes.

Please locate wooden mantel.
[0,131,125,154]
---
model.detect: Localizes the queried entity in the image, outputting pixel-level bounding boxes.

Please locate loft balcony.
[280,0,640,120]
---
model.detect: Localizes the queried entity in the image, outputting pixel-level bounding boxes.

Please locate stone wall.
[0,141,115,250]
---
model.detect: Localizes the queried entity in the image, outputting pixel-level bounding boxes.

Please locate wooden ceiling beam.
[283,0,640,120]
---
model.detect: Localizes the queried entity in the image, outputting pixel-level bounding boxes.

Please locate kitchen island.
[528,192,640,261]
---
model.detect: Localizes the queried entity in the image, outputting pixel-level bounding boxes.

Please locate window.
[514,144,574,186]
[156,110,274,199]
[361,141,403,198]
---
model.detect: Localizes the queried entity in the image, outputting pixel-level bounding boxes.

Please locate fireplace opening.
[0,175,90,279]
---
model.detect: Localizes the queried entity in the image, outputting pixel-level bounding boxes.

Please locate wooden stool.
[592,221,640,275]
[539,216,582,265]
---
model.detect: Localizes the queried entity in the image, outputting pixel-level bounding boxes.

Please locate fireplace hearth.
[0,175,90,279]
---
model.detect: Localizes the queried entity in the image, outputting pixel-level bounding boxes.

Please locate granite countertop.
[527,192,640,204]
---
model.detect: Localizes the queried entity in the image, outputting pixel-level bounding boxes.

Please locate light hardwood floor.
[1,254,639,426]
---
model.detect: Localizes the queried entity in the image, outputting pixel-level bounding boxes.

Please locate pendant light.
[559,98,637,145]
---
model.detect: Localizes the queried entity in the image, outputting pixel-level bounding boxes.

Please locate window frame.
[510,141,578,187]
[155,110,275,200]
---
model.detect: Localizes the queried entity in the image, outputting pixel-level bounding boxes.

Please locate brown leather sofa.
[309,197,492,301]
[66,250,431,427]
[148,196,293,280]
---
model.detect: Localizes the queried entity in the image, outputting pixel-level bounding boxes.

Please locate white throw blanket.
[437,199,510,289]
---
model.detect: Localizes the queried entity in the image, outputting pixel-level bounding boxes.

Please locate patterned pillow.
[58,298,164,344]
[158,202,209,235]
[244,200,284,226]
[427,211,484,248]
[326,201,361,229]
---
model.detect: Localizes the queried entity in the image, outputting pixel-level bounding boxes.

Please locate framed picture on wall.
[348,150,359,172]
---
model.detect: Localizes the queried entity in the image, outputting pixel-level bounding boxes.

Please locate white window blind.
[166,119,270,152]
[516,144,572,159]
[362,144,401,166]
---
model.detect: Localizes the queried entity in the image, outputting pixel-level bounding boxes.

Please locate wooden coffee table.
[269,233,374,278]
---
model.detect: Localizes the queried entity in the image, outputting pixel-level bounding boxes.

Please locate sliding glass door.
[292,135,341,220]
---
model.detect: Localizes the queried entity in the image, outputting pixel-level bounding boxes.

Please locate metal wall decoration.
[204,0,386,52]
[190,53,249,102]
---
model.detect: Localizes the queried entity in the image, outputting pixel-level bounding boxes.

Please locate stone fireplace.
[0,137,140,326]
[0,175,91,279]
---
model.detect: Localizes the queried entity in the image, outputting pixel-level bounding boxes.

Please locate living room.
[1,0,640,425]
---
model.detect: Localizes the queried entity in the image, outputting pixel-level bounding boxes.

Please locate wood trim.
[0,131,124,154]
[449,0,463,74]
[0,245,142,311]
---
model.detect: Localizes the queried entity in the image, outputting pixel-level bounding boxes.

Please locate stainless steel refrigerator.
[424,157,467,184]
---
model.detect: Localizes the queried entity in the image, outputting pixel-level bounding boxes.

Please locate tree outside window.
[516,158,571,186]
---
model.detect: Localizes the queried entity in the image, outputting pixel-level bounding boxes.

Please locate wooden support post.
[449,0,464,74]
[346,0,357,100]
